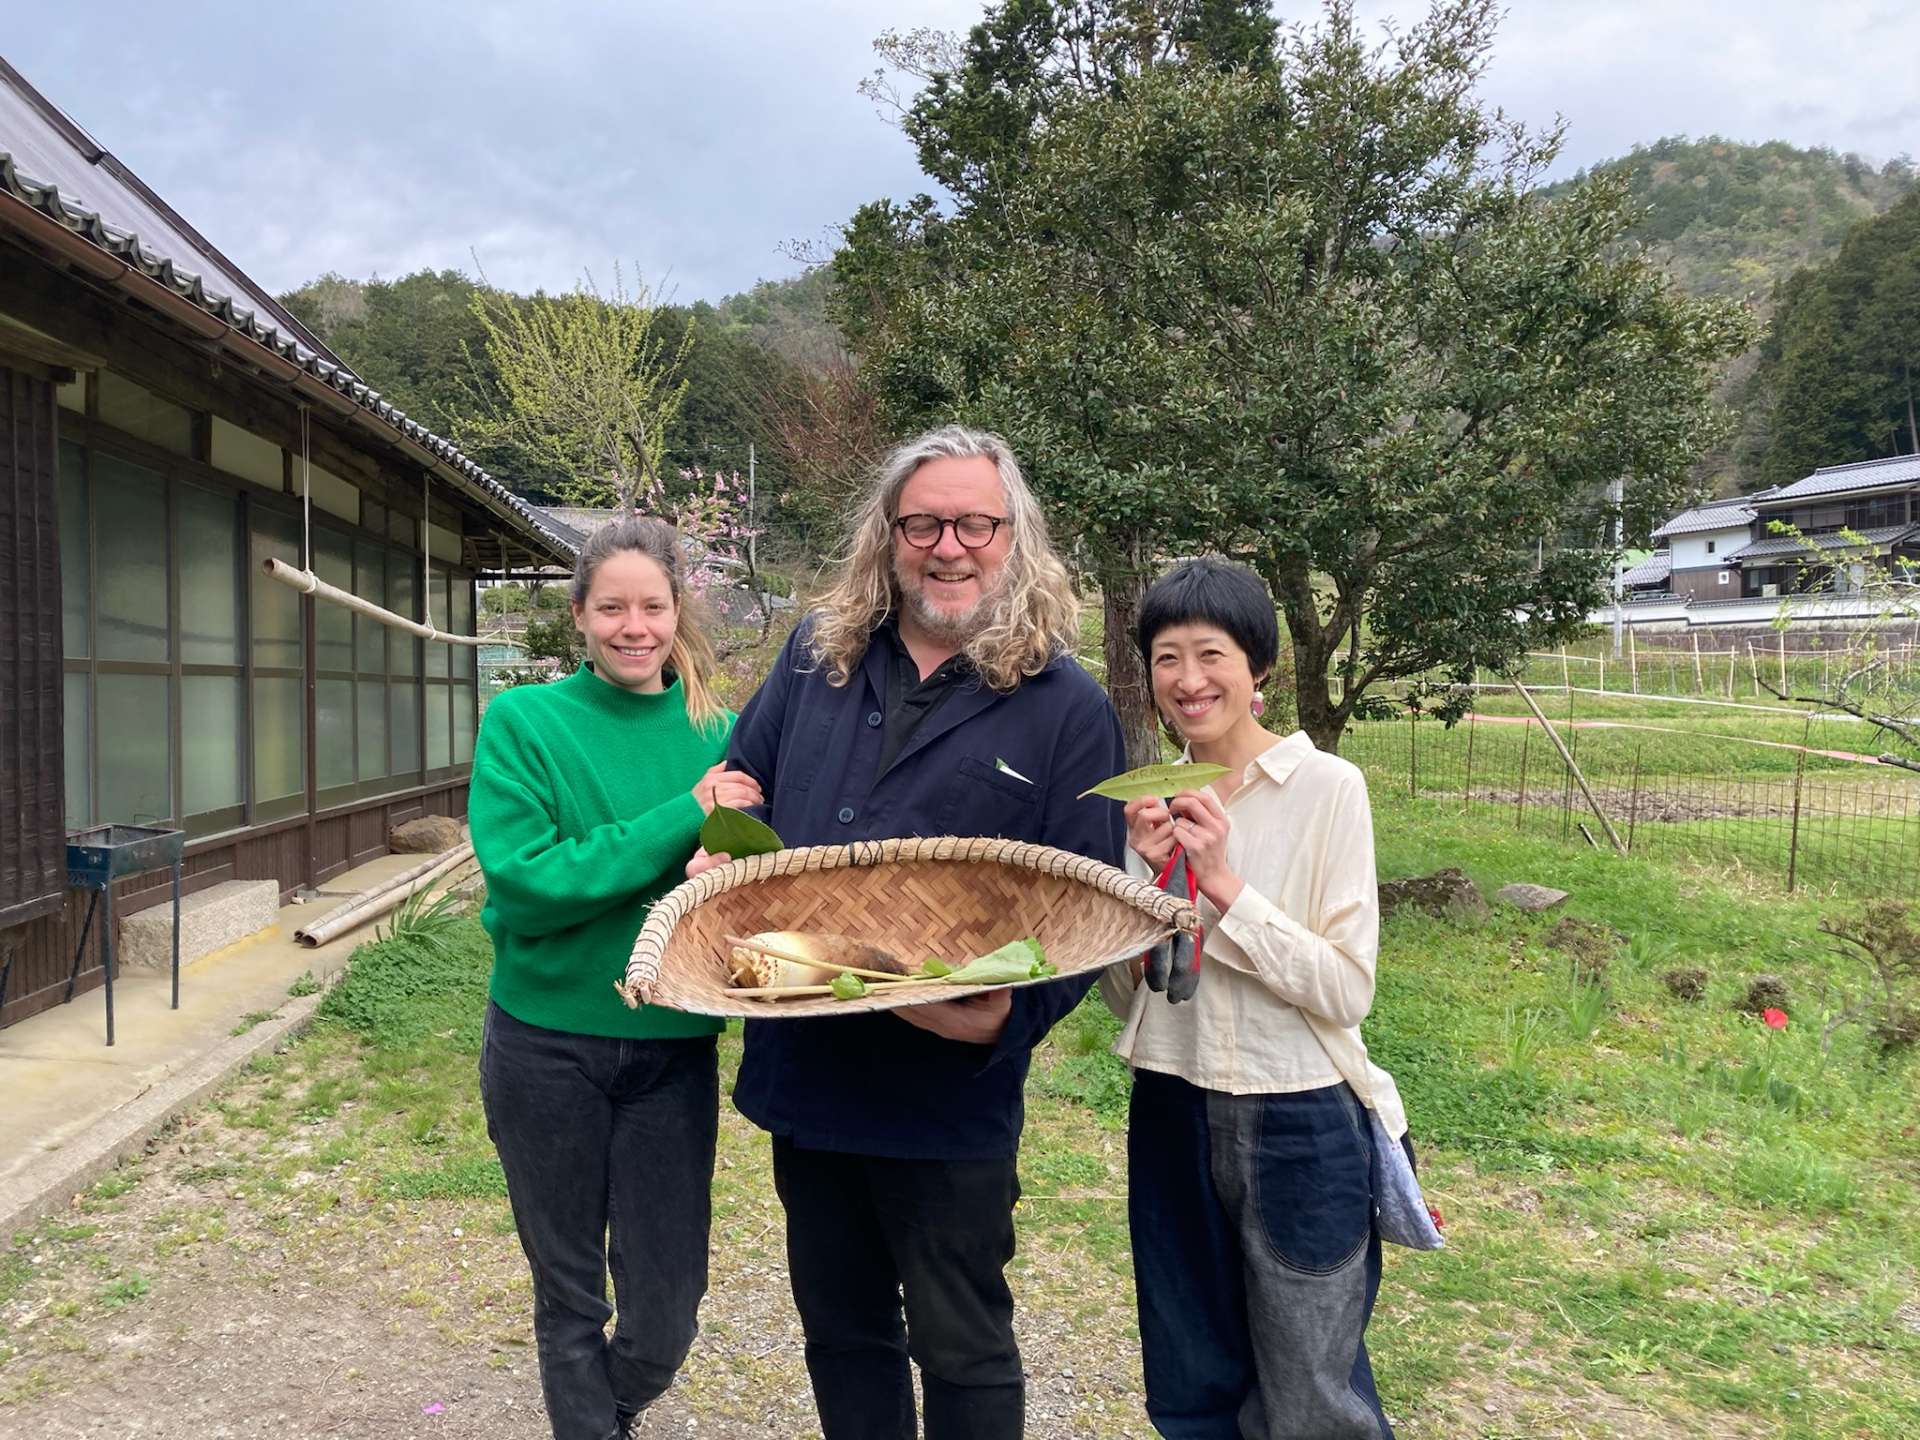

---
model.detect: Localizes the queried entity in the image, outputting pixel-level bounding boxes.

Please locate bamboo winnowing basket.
[619,837,1196,1019]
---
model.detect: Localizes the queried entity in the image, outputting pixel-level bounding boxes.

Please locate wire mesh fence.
[1342,697,1920,899]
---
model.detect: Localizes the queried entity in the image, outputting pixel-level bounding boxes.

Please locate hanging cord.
[300,405,312,571]
[422,468,433,632]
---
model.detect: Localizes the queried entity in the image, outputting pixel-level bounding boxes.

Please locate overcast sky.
[6,2,1916,304]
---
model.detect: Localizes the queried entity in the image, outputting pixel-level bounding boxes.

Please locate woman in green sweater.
[469,516,760,1440]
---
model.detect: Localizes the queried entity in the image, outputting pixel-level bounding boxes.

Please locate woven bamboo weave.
[619,836,1196,1019]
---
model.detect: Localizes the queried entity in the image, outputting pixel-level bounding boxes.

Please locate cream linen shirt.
[1099,730,1408,1138]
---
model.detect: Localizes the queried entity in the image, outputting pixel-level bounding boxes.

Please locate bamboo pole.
[1628,626,1638,693]
[1509,678,1627,854]
[1692,632,1703,691]
[1779,633,1788,695]
[262,557,487,648]
[294,843,476,947]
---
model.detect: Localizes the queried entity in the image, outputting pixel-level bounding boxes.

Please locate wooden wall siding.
[1,780,469,1031]
[0,365,66,930]
[349,808,385,867]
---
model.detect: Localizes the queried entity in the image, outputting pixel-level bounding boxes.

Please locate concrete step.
[120,879,280,970]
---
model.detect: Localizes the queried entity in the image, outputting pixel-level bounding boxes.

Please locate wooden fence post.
[1463,703,1477,812]
[1692,632,1703,692]
[1628,627,1638,693]
[1627,743,1643,855]
[1516,723,1531,831]
[1408,706,1417,799]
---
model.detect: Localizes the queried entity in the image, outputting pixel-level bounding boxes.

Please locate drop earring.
[1251,694,1266,718]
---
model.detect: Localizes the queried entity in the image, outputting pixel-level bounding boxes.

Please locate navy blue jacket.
[727,616,1127,1159]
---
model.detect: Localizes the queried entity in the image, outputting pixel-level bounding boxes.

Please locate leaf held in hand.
[699,805,784,861]
[1077,761,1230,801]
[829,973,869,1001]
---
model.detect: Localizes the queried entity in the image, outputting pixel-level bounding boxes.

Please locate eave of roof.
[1653,503,1756,539]
[0,60,574,569]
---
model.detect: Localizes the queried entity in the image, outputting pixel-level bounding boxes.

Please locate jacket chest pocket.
[940,755,1042,838]
[778,711,836,794]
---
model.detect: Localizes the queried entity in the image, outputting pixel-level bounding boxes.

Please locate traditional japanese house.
[1732,455,1920,597]
[0,57,575,1029]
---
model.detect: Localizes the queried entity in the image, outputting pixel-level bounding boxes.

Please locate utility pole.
[1611,474,1625,658]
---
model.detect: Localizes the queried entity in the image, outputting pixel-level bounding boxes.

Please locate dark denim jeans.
[480,1002,719,1440]
[770,1137,1024,1440]
[1128,1069,1395,1440]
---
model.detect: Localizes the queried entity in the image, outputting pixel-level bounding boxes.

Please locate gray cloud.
[7,0,1916,303]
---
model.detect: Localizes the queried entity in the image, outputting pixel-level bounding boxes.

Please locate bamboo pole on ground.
[262,557,487,647]
[294,843,477,947]
[1509,678,1627,854]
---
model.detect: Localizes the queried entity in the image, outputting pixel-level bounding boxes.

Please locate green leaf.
[939,938,1053,986]
[918,957,953,978]
[1077,762,1231,801]
[699,805,784,860]
[830,973,869,1001]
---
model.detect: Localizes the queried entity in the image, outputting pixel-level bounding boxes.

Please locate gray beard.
[895,563,1007,651]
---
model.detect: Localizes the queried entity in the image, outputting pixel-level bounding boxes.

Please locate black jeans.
[771,1137,1024,1440]
[1128,1070,1394,1440]
[480,1002,719,1440]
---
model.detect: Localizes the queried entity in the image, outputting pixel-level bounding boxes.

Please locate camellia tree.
[839,0,1756,754]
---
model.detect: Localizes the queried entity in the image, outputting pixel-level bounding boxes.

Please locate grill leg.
[66,891,99,1003]
[171,858,183,1010]
[102,881,116,1048]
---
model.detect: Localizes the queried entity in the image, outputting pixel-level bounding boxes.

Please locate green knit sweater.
[468,665,730,1039]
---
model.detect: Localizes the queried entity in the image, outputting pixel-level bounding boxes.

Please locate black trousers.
[771,1137,1024,1440]
[480,1002,719,1440]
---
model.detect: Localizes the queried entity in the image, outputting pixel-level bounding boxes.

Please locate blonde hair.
[809,425,1080,692]
[570,516,727,733]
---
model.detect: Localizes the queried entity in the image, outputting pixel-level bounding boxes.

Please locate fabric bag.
[1299,1010,1445,1251]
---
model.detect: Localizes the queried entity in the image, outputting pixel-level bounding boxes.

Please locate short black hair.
[1135,557,1279,680]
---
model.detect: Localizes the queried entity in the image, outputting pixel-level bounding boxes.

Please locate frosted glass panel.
[388,558,417,675]
[98,674,170,824]
[94,454,169,662]
[59,441,89,658]
[182,675,243,815]
[358,679,388,781]
[355,541,387,672]
[425,685,451,770]
[64,672,89,830]
[390,683,421,775]
[179,485,241,665]
[450,579,475,679]
[99,371,192,453]
[425,571,451,677]
[314,528,354,672]
[452,683,475,765]
[316,680,354,790]
[252,676,304,803]
[251,510,303,669]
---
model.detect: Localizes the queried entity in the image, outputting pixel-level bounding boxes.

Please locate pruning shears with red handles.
[1142,843,1201,1003]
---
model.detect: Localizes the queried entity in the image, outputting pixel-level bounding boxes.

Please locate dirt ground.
[1,1076,1149,1440]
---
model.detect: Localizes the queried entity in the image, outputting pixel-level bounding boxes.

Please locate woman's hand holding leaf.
[691,763,763,816]
[1125,795,1177,872]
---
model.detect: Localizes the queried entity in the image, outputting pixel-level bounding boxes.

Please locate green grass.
[5,806,1917,1438]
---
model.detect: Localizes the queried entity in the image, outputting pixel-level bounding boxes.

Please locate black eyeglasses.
[893,513,1010,550]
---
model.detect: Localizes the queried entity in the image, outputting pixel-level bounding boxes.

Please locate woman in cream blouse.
[1101,557,1406,1440]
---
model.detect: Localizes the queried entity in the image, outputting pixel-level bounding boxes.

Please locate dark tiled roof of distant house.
[1728,524,1919,562]
[1652,497,1757,539]
[0,56,574,566]
[1757,454,1920,504]
[1620,551,1672,585]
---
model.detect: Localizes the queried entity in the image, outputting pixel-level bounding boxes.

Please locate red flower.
[1428,1207,1446,1231]
[1762,1008,1789,1030]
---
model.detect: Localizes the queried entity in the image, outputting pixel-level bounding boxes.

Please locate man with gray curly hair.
[689,424,1126,1439]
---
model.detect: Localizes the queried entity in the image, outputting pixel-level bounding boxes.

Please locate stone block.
[1495,883,1570,913]
[391,815,465,853]
[120,879,280,970]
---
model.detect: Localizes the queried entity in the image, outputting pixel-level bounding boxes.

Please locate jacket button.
[867,711,882,727]
[837,807,855,824]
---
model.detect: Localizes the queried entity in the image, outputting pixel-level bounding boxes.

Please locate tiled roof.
[1758,453,1920,504]
[1652,498,1756,539]
[1620,551,1672,585]
[0,58,574,567]
[1728,524,1919,562]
